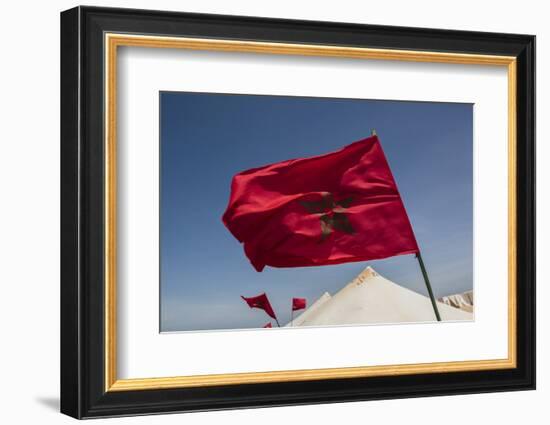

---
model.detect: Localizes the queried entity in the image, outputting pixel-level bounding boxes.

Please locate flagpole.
[290,309,294,327]
[275,318,281,327]
[370,130,438,320]
[416,252,441,321]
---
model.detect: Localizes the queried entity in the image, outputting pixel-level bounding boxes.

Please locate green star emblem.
[299,192,355,241]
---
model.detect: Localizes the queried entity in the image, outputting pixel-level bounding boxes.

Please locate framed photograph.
[60,6,535,419]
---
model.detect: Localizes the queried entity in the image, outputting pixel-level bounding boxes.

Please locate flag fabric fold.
[241,293,277,320]
[223,135,419,272]
[292,297,307,311]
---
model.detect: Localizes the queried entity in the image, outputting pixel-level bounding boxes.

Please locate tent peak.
[354,266,378,284]
[337,266,379,291]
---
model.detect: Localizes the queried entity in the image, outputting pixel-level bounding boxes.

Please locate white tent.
[287,266,472,327]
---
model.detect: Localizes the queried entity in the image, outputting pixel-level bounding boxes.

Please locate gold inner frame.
[104,33,517,392]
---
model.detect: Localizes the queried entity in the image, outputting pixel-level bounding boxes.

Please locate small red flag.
[223,135,419,271]
[263,322,273,328]
[292,298,307,311]
[241,293,277,320]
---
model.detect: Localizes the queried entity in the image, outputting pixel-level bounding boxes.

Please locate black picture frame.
[61,5,535,419]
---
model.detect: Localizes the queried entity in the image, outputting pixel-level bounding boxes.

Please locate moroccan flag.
[263,322,273,328]
[241,293,277,320]
[292,298,307,311]
[223,135,419,272]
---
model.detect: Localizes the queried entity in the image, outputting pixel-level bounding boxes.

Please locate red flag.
[241,293,277,320]
[263,322,273,328]
[292,298,307,311]
[223,135,419,272]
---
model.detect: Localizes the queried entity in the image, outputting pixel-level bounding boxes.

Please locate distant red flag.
[292,298,307,311]
[241,293,277,320]
[223,135,419,271]
[263,322,273,328]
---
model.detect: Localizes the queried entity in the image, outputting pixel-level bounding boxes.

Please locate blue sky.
[160,92,473,332]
